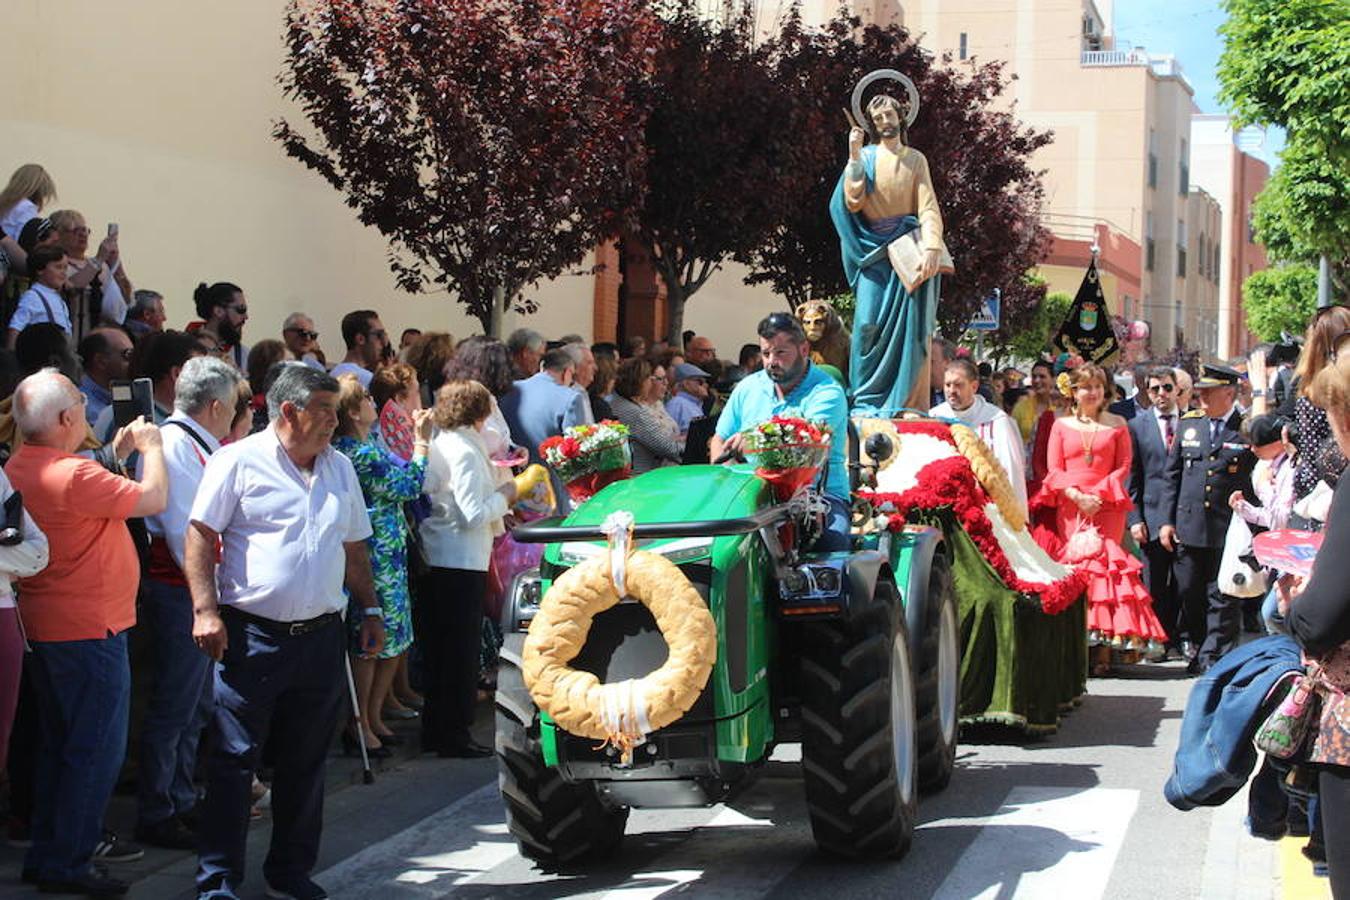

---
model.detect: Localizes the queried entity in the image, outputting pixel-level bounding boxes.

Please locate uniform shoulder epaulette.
[1181,410,1205,419]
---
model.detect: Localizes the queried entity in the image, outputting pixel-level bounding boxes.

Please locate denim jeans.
[1261,585,1289,636]
[25,631,131,882]
[139,579,213,827]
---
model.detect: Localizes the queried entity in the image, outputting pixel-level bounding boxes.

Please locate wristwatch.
[362,607,382,618]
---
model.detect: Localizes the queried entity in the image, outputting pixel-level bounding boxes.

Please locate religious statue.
[829,70,953,415]
[795,299,852,381]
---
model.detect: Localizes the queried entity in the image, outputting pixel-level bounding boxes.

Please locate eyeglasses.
[227,305,248,315]
[285,328,319,341]
[1147,383,1175,394]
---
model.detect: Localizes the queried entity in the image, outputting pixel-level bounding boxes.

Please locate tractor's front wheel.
[915,552,959,792]
[495,636,628,869]
[800,581,917,859]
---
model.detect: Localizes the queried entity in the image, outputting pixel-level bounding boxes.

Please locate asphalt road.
[0,659,1329,899]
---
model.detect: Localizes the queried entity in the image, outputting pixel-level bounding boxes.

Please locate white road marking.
[597,806,783,900]
[928,786,1139,900]
[312,783,517,897]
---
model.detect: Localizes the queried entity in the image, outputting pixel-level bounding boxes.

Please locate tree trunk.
[489,284,506,339]
[665,280,687,349]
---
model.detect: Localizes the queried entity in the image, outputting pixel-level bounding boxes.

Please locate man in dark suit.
[1158,365,1255,673]
[1127,365,1183,656]
[1109,363,1150,420]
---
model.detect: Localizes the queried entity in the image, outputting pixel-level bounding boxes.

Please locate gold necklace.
[1076,413,1100,464]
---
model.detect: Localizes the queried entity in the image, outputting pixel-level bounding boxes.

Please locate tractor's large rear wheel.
[495,635,628,868]
[915,552,959,792]
[800,581,917,859]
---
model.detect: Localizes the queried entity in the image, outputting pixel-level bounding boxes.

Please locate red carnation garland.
[860,456,1085,615]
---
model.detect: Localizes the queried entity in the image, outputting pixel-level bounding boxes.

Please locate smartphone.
[107,223,119,238]
[111,378,154,429]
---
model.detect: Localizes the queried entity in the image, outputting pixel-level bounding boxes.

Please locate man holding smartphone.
[7,370,166,896]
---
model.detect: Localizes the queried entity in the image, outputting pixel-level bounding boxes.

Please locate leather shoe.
[136,816,197,850]
[340,730,392,759]
[437,740,492,759]
[264,876,328,899]
[1186,658,1204,675]
[37,869,129,896]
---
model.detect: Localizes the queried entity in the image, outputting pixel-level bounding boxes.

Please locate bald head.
[14,368,84,447]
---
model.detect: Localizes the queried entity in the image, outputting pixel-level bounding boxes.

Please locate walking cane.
[343,654,375,785]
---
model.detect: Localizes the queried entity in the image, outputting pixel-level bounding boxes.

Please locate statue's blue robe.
[829,145,942,417]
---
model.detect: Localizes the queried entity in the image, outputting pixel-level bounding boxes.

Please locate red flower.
[860,454,1084,616]
[559,436,581,458]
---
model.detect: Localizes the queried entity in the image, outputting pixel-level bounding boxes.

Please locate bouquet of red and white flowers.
[741,416,832,500]
[539,420,632,502]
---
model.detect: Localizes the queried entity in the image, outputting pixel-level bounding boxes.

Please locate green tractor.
[495,458,960,866]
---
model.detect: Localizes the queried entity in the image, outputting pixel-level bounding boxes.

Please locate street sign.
[968,293,1000,332]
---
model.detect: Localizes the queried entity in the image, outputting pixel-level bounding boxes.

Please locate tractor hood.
[562,464,767,528]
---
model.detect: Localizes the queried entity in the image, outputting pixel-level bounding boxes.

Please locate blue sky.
[1111,0,1285,165]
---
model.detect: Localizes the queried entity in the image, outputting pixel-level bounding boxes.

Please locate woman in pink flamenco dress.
[1041,364,1167,674]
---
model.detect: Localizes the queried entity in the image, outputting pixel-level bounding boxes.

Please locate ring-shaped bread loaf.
[522,549,717,743]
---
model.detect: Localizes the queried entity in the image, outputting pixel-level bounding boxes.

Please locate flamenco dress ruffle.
[1038,468,1168,651]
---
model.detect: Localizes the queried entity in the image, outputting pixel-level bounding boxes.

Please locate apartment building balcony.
[1080,48,1150,67]
[1080,49,1194,92]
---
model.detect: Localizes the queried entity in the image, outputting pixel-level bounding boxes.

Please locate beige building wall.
[3,0,1249,361]
[1180,190,1222,355]
[1190,115,1269,358]
[0,1,598,356]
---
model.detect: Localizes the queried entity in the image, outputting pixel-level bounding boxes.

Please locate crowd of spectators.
[0,159,774,899]
[3,156,1344,893]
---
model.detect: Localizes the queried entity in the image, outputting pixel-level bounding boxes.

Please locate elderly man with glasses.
[281,312,326,371]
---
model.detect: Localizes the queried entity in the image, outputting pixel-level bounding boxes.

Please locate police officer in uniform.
[1158,365,1255,673]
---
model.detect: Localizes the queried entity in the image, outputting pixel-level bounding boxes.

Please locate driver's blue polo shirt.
[714,363,850,501]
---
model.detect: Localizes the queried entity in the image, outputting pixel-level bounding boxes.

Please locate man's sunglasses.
[286,327,319,341]
[1147,383,1175,394]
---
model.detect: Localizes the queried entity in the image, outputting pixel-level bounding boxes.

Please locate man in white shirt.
[931,357,1028,516]
[135,357,244,851]
[185,364,382,900]
[329,309,388,389]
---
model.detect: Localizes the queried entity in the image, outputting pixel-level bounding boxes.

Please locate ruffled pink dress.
[1042,421,1167,647]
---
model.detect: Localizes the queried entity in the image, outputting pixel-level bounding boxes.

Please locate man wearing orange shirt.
[6,369,167,897]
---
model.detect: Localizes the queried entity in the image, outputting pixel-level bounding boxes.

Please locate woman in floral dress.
[332,375,434,756]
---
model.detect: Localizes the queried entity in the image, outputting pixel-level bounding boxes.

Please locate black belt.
[220,605,341,637]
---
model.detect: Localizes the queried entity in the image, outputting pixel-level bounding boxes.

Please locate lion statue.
[794,299,851,381]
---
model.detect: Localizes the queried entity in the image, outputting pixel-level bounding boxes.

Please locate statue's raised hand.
[848,127,866,160]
